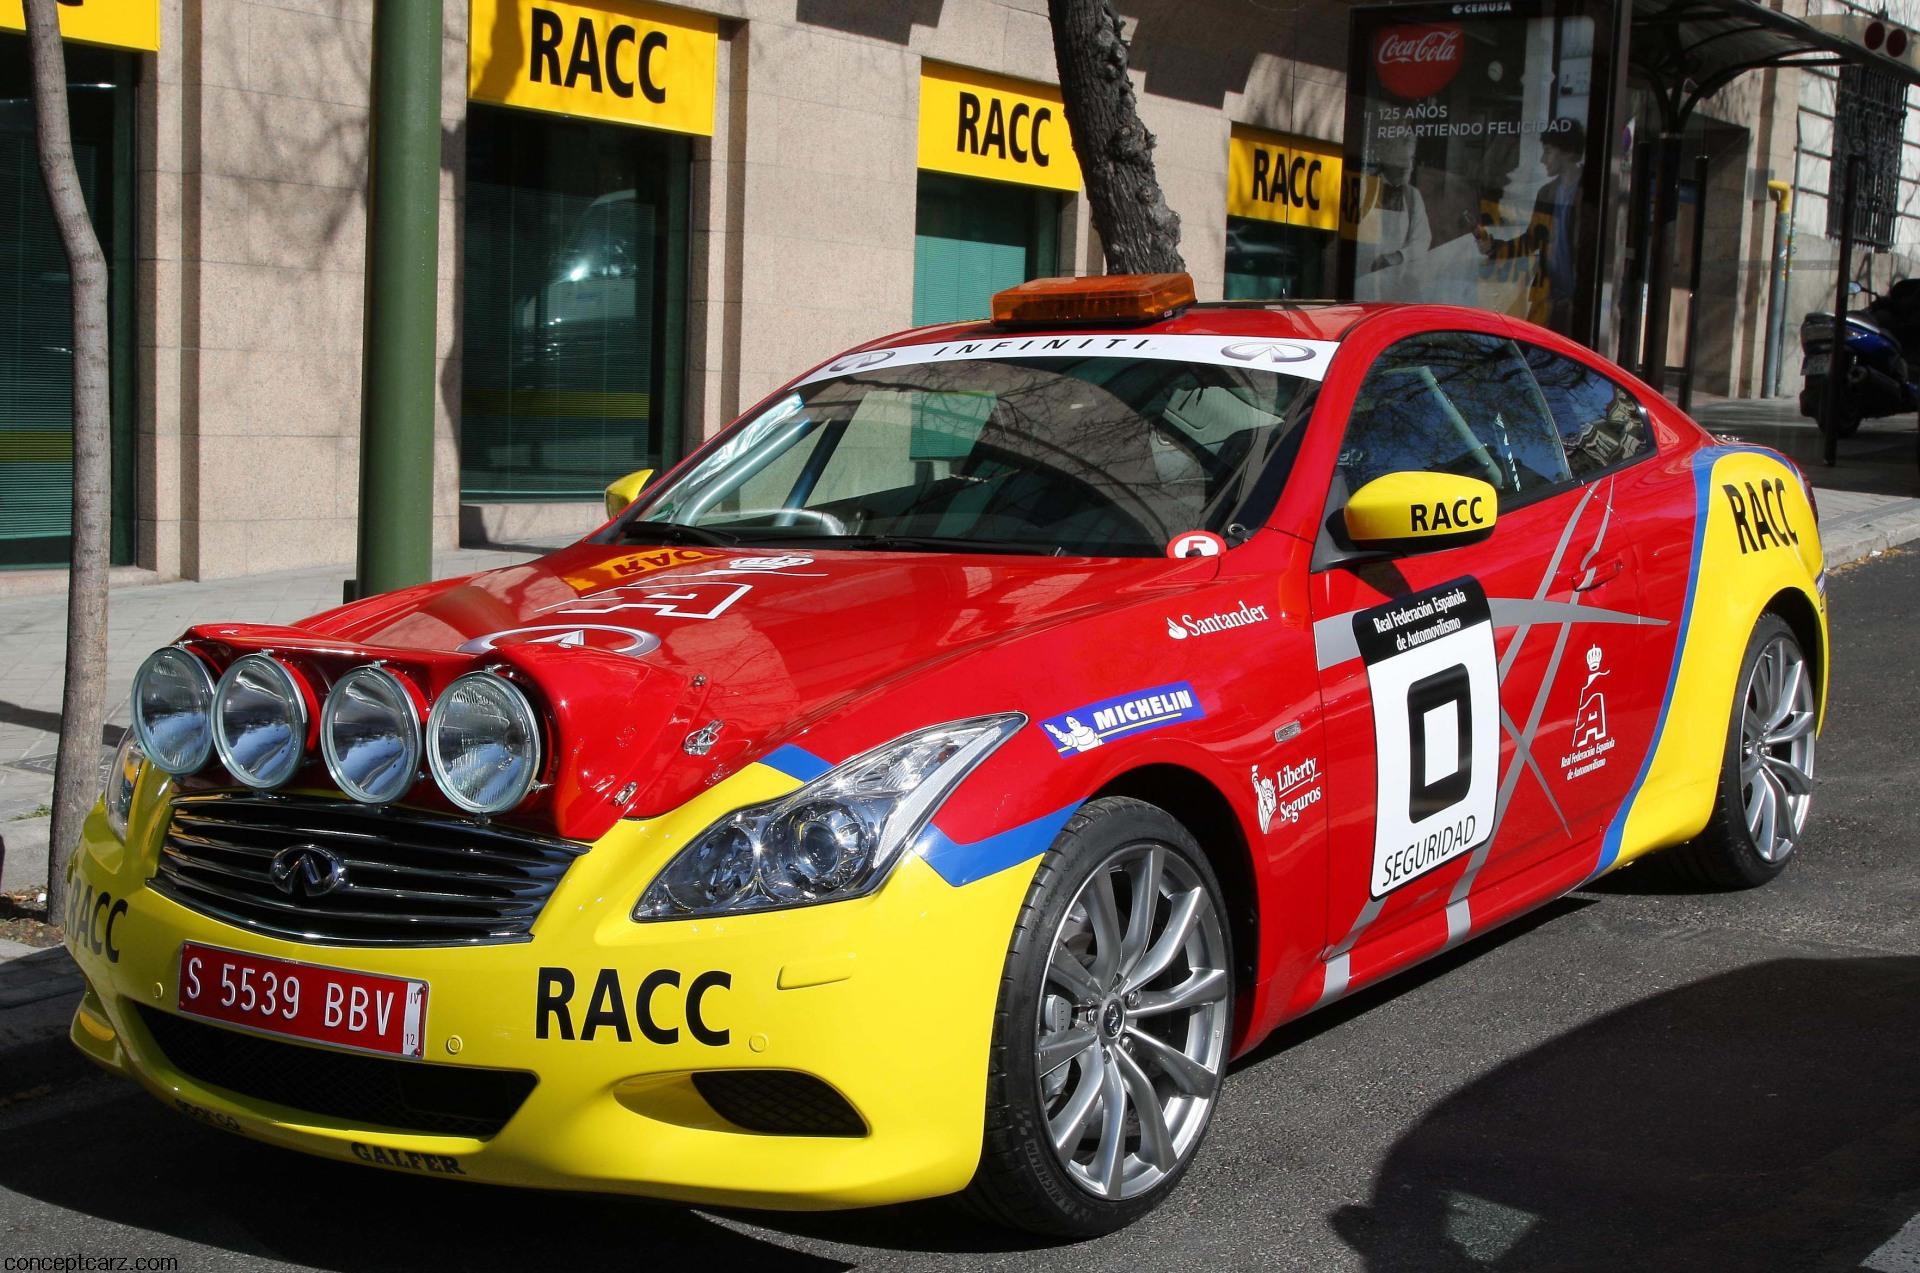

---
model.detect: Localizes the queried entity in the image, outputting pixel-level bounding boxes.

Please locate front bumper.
[64,759,1040,1209]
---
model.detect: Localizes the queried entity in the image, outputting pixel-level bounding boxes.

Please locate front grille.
[152,794,588,946]
[693,1071,868,1137]
[139,1006,536,1138]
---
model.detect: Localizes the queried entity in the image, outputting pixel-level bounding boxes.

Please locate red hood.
[181,542,1207,840]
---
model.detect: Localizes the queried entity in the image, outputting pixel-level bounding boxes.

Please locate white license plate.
[1804,353,1830,377]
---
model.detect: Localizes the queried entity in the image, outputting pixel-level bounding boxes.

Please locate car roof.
[869,300,1388,350]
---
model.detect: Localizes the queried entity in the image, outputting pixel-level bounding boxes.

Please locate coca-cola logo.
[1374,24,1464,100]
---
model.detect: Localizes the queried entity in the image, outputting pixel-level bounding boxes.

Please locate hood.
[185,542,1211,840]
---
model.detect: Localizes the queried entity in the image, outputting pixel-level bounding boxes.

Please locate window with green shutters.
[912,171,1061,327]
[0,38,136,569]
[461,105,689,502]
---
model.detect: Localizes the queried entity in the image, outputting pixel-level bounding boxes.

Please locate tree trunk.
[25,0,112,921]
[1048,0,1184,274]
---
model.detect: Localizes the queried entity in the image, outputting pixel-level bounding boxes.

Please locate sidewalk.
[1,397,1916,894]
[1690,395,1920,562]
[0,540,567,891]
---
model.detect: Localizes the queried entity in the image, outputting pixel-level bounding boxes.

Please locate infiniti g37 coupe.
[69,273,1825,1235]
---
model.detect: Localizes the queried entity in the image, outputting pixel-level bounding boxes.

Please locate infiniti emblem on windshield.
[270,844,348,898]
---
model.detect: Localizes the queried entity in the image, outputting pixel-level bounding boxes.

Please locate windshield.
[613,352,1321,557]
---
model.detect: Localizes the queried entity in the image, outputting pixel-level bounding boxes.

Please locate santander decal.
[1374,24,1464,100]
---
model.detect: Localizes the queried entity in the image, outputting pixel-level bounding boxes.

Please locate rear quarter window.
[1521,345,1653,480]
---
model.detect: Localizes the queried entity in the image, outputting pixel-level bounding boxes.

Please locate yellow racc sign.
[917,62,1081,192]
[0,0,158,51]
[1227,126,1341,232]
[469,0,717,136]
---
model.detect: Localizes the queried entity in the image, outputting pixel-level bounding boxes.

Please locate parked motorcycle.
[1798,278,1920,446]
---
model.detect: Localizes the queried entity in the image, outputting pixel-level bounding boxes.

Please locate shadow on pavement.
[1233,896,1596,1071]
[1704,410,1917,499]
[0,1077,863,1272]
[1328,955,1920,1272]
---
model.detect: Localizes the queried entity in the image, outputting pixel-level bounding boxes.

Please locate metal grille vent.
[152,794,588,947]
[139,1006,535,1139]
[692,1070,868,1137]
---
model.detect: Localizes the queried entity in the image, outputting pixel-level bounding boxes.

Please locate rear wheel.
[965,798,1232,1237]
[1665,614,1816,888]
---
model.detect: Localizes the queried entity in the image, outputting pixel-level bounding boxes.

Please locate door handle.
[1572,556,1625,591]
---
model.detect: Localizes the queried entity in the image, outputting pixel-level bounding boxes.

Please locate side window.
[1340,332,1573,508]
[1522,345,1652,480]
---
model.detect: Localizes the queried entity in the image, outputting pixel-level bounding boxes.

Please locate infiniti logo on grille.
[269,844,348,898]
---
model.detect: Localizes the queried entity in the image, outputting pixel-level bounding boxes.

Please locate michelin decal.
[1040,682,1205,755]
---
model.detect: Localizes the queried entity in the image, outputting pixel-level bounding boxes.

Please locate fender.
[1593,446,1827,876]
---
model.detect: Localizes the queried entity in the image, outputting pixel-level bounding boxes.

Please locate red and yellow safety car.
[69,274,1825,1235]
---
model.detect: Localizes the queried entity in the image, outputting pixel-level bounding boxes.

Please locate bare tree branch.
[25,0,112,919]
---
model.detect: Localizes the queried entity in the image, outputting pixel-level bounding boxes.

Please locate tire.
[1802,381,1862,437]
[1662,614,1817,889]
[964,797,1234,1237]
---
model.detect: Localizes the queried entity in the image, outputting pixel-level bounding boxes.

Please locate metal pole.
[1640,134,1684,396]
[1618,140,1653,376]
[1822,154,1860,468]
[1680,152,1710,414]
[352,0,444,600]
[1762,181,1792,398]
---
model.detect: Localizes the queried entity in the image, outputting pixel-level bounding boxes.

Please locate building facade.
[0,0,1912,581]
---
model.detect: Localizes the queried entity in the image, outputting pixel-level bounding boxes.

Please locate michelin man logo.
[1044,716,1103,752]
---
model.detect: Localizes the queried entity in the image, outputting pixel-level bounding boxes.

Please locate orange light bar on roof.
[991,272,1197,327]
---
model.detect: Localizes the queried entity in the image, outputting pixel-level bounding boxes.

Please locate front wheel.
[1665,614,1817,888]
[965,798,1233,1237]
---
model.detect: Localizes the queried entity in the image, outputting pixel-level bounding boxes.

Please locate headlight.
[213,654,311,789]
[635,713,1024,920]
[130,646,215,775]
[103,734,145,840]
[321,665,423,805]
[426,672,542,814]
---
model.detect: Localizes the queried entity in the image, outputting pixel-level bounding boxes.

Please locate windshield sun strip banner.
[796,334,1342,387]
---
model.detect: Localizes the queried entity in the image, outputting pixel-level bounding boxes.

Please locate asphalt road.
[4,551,1919,1273]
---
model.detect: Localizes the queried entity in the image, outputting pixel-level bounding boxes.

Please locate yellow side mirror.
[603,468,654,520]
[1345,471,1497,550]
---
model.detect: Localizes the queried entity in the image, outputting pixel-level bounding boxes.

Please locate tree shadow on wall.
[1330,956,1920,1272]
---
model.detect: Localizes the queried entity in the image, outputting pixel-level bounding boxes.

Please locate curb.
[1821,513,1920,568]
[0,817,50,895]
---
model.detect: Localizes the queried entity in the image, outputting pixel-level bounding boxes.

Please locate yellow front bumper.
[64,761,1038,1209]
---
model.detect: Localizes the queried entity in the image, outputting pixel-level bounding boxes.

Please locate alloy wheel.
[1033,843,1230,1200]
[1740,633,1816,862]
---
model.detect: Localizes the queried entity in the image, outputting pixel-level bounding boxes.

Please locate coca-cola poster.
[1374,25,1466,101]
[1341,0,1610,341]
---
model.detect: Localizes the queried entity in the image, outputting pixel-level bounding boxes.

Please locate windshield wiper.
[615,520,743,547]
[805,533,1063,556]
